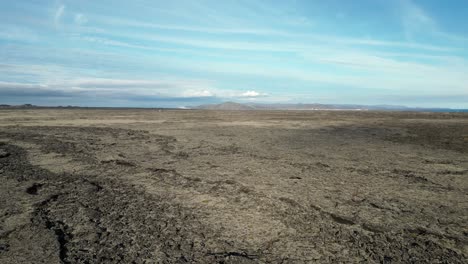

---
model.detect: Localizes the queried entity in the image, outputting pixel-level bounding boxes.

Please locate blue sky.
[1,0,468,108]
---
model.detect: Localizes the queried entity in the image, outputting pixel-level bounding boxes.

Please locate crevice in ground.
[0,142,256,263]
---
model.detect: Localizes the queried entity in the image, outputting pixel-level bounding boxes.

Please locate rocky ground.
[0,109,467,263]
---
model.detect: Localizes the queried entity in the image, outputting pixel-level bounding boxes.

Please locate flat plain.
[0,109,467,263]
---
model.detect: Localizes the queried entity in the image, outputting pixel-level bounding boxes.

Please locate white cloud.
[181,89,214,97]
[241,91,259,97]
[240,90,267,97]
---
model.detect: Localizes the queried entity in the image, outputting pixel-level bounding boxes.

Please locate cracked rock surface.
[0,109,467,263]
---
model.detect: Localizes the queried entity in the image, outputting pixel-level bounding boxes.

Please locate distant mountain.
[0,104,37,108]
[247,103,336,110]
[195,102,369,111]
[1,103,465,112]
[193,102,468,112]
[196,102,256,110]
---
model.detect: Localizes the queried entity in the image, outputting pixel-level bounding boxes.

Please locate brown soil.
[0,109,467,263]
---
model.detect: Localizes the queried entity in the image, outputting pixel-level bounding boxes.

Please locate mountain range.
[194,102,468,112]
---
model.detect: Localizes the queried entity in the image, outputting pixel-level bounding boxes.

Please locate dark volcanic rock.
[0,110,467,263]
[0,149,10,158]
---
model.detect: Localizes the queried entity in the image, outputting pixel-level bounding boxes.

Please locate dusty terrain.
[0,109,467,263]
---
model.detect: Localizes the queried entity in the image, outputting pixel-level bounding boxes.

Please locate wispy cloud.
[399,0,437,40]
[91,15,452,52]
[74,13,88,26]
[93,16,282,35]
[74,30,455,63]
[0,25,38,42]
[397,0,468,46]
[54,4,65,28]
